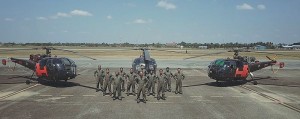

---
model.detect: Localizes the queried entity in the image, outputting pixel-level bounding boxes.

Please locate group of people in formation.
[94,65,185,103]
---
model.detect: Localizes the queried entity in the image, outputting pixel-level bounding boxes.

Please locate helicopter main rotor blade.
[183,51,226,60]
[51,48,97,60]
[255,51,300,59]
[0,48,40,53]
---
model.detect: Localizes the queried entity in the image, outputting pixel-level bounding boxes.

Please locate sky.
[0,0,299,44]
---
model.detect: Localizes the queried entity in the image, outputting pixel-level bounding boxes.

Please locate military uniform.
[157,74,167,100]
[112,75,123,100]
[103,73,113,96]
[164,70,173,92]
[94,69,105,91]
[147,73,156,96]
[126,72,137,96]
[135,75,148,103]
[174,72,185,94]
[120,71,126,92]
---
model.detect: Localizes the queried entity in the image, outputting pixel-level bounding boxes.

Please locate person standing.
[157,69,167,100]
[164,67,173,92]
[174,68,185,94]
[103,68,113,96]
[94,65,105,92]
[112,72,123,100]
[120,67,126,92]
[147,70,156,96]
[126,68,137,96]
[135,71,148,103]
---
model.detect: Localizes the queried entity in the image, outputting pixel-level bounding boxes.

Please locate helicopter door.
[68,59,77,77]
[62,58,71,70]
[224,61,236,77]
[46,59,54,71]
[235,61,248,78]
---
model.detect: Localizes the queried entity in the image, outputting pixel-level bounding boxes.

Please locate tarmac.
[0,58,300,119]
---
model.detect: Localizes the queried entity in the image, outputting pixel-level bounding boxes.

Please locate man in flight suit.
[120,67,126,92]
[135,71,148,103]
[164,67,173,92]
[157,69,167,100]
[94,65,105,92]
[112,72,124,100]
[147,70,156,96]
[126,68,137,96]
[103,68,113,96]
[174,68,185,94]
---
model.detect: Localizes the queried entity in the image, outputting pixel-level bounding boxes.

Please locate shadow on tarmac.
[0,75,98,90]
[183,76,273,87]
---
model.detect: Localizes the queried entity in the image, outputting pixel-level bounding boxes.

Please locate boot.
[162,95,166,100]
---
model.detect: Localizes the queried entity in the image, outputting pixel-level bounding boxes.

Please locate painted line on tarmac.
[39,95,52,97]
[168,96,181,98]
[232,96,244,98]
[210,96,223,98]
[0,84,40,100]
[190,96,203,98]
[61,95,74,97]
[83,95,96,97]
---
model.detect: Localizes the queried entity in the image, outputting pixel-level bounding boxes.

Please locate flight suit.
[147,73,156,96]
[94,69,105,91]
[136,76,148,102]
[120,71,126,92]
[164,71,173,92]
[157,74,167,100]
[126,73,137,96]
[113,75,123,100]
[103,73,113,96]
[174,72,185,94]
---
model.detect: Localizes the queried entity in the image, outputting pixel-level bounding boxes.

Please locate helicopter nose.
[149,65,154,70]
[140,63,145,69]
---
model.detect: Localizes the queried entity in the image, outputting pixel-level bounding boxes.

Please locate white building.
[198,46,208,49]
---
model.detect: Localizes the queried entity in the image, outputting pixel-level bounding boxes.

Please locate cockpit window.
[215,59,224,67]
[53,59,62,64]
[224,61,231,67]
[61,58,71,65]
[134,58,144,64]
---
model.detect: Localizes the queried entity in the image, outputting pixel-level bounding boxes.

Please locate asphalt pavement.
[0,59,300,119]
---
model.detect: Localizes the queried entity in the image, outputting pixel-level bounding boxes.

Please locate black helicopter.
[207,50,284,85]
[1,47,96,84]
[132,48,157,74]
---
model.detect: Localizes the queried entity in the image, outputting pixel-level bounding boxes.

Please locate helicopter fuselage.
[208,59,249,81]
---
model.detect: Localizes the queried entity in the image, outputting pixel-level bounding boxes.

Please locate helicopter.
[207,50,284,85]
[132,48,157,74]
[1,47,96,84]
